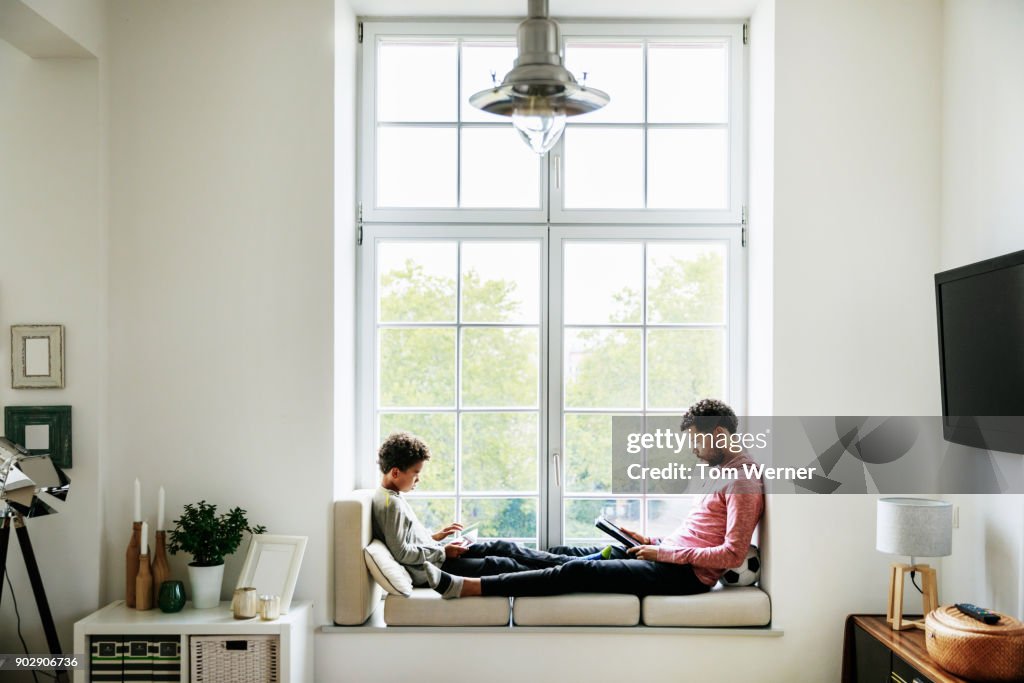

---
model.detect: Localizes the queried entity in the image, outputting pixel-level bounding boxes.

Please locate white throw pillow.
[363,540,414,596]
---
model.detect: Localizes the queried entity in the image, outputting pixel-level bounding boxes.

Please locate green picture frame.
[4,405,72,469]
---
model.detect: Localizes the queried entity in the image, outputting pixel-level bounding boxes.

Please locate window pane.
[647,129,728,209]
[380,413,456,492]
[461,413,538,492]
[406,497,456,533]
[647,243,726,324]
[460,128,541,208]
[646,329,725,410]
[380,328,456,407]
[565,328,642,409]
[377,127,457,207]
[646,498,695,538]
[378,241,457,323]
[462,497,537,540]
[564,498,641,544]
[647,43,728,123]
[461,42,517,123]
[564,42,643,123]
[564,242,642,324]
[461,241,540,324]
[378,42,457,122]
[563,128,644,209]
[564,413,615,493]
[461,328,539,407]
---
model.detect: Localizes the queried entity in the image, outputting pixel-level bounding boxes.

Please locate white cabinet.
[73,600,312,683]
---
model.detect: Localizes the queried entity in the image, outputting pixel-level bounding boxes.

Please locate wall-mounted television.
[935,248,1024,454]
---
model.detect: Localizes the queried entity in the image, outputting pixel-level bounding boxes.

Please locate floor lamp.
[0,436,72,683]
[876,497,953,631]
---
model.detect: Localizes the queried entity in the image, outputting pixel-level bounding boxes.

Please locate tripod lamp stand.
[1,436,72,683]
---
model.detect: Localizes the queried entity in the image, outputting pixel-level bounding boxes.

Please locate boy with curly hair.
[372,431,574,599]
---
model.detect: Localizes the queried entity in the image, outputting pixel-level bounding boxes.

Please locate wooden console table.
[842,614,972,683]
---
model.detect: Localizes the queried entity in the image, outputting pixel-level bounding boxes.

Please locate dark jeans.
[480,557,711,598]
[549,544,630,560]
[440,540,576,578]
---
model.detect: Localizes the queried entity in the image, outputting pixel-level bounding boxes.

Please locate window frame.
[545,225,746,546]
[356,20,748,548]
[357,224,551,543]
[359,22,549,224]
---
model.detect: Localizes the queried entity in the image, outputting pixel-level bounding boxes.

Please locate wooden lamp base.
[886,562,938,631]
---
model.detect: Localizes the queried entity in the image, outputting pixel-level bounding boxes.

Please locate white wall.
[939,0,1024,621]
[747,0,774,415]
[0,39,103,658]
[104,0,336,624]
[22,0,106,57]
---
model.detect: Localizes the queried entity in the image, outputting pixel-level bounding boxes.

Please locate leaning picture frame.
[4,405,73,469]
[11,325,65,389]
[236,534,307,614]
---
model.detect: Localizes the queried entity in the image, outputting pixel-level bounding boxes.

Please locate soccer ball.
[719,545,761,587]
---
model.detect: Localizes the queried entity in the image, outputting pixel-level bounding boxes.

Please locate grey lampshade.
[876,497,953,557]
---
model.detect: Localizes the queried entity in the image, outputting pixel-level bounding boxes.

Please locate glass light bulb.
[511,101,566,155]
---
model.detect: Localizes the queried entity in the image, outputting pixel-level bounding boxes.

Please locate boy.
[372,431,575,599]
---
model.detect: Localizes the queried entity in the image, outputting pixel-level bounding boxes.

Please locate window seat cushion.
[512,593,640,626]
[642,585,770,627]
[383,589,512,626]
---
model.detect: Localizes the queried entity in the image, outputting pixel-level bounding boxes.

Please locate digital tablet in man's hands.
[595,517,641,548]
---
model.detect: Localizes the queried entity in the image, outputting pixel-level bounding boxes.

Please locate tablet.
[595,516,641,548]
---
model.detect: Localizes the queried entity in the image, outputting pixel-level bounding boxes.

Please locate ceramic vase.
[187,563,224,609]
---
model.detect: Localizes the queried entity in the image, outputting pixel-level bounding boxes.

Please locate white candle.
[157,487,165,531]
[140,521,148,555]
[133,478,141,522]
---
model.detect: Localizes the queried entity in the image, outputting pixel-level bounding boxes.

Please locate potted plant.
[168,500,266,609]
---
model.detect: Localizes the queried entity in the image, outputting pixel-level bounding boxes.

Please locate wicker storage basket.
[925,605,1024,682]
[190,634,280,683]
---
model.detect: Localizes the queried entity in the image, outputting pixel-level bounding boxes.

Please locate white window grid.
[357,20,747,547]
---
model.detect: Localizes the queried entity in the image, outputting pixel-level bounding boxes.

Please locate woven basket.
[925,605,1024,682]
[190,634,280,683]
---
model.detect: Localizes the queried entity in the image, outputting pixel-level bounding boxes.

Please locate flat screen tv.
[935,248,1024,454]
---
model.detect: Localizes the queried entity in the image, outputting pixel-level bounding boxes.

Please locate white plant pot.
[187,563,225,609]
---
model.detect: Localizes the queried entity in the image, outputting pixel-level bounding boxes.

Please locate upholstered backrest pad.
[333,491,383,625]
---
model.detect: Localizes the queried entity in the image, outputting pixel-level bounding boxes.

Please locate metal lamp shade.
[876,497,953,558]
[469,0,609,154]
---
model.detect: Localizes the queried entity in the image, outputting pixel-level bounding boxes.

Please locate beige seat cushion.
[384,589,511,626]
[333,492,383,625]
[513,593,640,626]
[642,585,771,627]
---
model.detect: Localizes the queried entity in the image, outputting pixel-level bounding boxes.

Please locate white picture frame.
[11,325,64,389]
[236,534,307,614]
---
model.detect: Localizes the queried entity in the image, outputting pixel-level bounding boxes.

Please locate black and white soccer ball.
[719,545,760,587]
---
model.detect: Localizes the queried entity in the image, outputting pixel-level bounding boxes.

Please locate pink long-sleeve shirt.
[654,451,764,586]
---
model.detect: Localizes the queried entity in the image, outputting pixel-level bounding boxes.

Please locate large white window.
[358,21,746,547]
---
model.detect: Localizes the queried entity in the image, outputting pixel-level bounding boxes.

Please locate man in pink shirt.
[454,399,764,598]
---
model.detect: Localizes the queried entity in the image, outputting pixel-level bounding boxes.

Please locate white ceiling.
[347,0,758,20]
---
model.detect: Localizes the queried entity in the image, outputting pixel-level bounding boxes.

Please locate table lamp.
[876,497,953,631]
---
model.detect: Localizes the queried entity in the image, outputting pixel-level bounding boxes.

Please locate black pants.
[480,557,711,597]
[440,539,576,578]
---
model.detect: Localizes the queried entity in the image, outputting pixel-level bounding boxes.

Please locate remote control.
[955,603,1001,625]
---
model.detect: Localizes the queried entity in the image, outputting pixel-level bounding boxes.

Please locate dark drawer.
[892,655,934,683]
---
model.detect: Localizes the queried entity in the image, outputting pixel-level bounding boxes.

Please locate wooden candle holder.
[152,530,171,595]
[135,553,153,610]
[125,522,141,608]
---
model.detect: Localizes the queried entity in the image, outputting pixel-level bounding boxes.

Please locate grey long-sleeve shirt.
[371,486,445,587]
